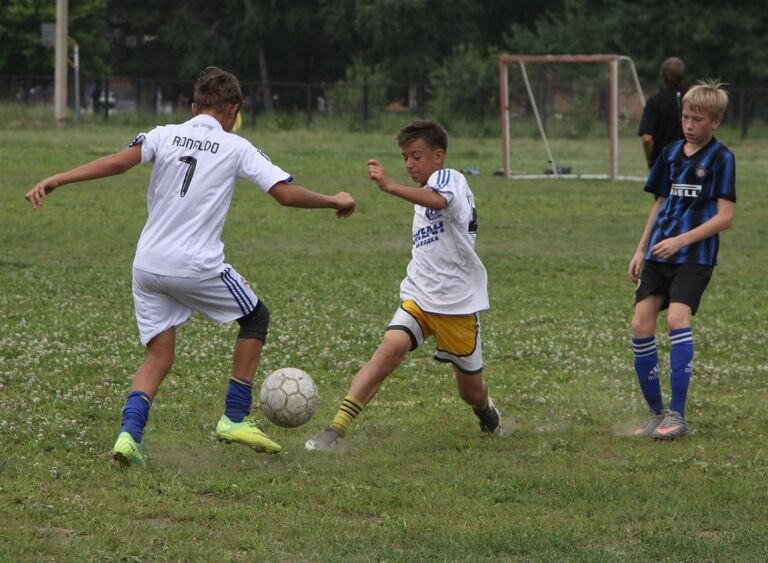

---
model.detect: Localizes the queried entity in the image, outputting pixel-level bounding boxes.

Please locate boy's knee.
[631,315,655,337]
[237,301,270,342]
[376,339,409,368]
[455,369,486,405]
[145,331,175,371]
[667,315,690,331]
[147,348,174,373]
[667,303,692,331]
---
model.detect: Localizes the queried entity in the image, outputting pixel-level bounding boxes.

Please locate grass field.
[1,122,767,561]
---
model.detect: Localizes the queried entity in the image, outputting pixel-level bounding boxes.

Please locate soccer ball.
[259,368,319,427]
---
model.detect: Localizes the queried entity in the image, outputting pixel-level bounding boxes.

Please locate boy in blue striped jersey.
[628,80,735,440]
[305,120,502,451]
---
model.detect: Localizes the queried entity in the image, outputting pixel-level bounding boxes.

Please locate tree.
[105,0,181,78]
[348,0,485,84]
[428,43,498,120]
[502,0,768,88]
[0,0,109,77]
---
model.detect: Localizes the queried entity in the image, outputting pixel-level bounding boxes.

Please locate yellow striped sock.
[330,395,365,437]
[230,376,253,387]
[472,397,489,413]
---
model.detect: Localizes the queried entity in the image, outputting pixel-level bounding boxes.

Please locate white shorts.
[388,300,484,374]
[132,265,258,345]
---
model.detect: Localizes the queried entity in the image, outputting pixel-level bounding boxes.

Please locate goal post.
[499,54,646,181]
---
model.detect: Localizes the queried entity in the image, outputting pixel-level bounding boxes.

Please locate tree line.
[1,0,766,90]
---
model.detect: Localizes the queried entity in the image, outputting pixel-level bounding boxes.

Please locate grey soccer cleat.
[633,409,668,436]
[651,410,688,441]
[476,397,503,436]
[305,427,343,451]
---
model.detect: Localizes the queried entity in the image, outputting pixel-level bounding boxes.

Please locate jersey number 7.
[178,156,197,197]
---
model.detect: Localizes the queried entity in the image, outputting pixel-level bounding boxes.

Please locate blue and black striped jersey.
[644,137,736,266]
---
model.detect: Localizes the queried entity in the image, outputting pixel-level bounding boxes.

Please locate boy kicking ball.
[629,80,735,440]
[305,120,501,451]
[26,66,355,465]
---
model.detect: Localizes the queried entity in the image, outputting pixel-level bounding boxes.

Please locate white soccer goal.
[499,54,646,181]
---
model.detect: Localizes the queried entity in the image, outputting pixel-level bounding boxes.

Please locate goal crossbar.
[499,54,646,181]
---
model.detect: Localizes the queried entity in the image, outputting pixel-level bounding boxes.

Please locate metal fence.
[0,75,475,124]
[1,74,766,136]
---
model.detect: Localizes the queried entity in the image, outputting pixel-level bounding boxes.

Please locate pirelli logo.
[670,183,701,198]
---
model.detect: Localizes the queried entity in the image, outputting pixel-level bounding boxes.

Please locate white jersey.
[400,168,489,315]
[132,114,291,278]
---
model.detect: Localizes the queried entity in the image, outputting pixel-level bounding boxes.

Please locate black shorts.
[635,261,713,315]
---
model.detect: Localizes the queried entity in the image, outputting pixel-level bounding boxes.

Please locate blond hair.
[683,79,729,119]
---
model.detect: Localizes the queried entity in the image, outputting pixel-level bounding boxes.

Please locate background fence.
[2,74,767,137]
[0,75,474,125]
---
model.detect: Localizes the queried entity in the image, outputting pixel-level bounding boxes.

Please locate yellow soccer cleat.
[112,432,145,466]
[216,415,282,454]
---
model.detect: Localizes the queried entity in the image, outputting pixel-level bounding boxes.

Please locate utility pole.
[54,0,68,127]
[70,38,80,122]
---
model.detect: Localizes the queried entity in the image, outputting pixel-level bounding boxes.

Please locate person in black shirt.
[639,57,687,169]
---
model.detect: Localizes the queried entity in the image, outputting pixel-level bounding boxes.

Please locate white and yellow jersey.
[132,114,291,278]
[400,168,489,315]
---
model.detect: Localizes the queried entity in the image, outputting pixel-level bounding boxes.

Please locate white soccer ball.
[259,368,319,428]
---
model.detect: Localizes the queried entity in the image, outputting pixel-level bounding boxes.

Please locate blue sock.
[120,391,152,444]
[632,336,663,413]
[225,377,253,423]
[669,328,694,417]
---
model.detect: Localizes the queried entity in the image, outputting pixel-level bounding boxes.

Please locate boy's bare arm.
[367,159,447,210]
[629,197,665,283]
[650,198,734,259]
[26,144,143,208]
[642,134,654,168]
[268,182,355,218]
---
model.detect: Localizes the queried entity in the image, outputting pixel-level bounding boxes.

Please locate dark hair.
[396,120,448,151]
[660,57,685,88]
[193,66,243,112]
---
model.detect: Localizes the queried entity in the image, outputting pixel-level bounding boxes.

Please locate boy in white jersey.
[26,67,355,466]
[305,120,501,451]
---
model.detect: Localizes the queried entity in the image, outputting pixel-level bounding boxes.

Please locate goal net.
[499,54,647,181]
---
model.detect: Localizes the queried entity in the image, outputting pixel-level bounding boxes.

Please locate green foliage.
[503,0,768,88]
[3,0,766,117]
[0,0,109,76]
[350,0,482,83]
[2,126,768,559]
[322,58,389,119]
[427,43,498,122]
[107,0,357,82]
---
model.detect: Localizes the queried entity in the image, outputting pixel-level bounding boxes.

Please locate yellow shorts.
[387,300,483,374]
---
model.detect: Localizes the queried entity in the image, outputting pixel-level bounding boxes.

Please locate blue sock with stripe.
[669,328,694,416]
[225,376,253,423]
[120,391,152,444]
[632,336,663,413]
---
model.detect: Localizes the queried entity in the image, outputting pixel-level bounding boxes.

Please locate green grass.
[1,124,767,561]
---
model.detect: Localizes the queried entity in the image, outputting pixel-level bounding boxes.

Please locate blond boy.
[629,80,735,440]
